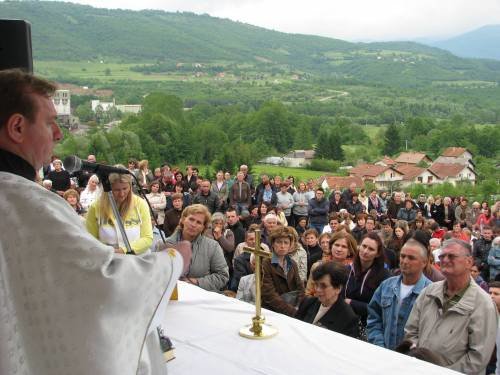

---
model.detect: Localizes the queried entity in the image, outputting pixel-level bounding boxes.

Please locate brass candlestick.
[239,229,278,339]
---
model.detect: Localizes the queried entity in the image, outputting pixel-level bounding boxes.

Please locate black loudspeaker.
[0,19,33,73]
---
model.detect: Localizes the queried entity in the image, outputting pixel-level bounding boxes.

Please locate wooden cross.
[239,229,278,339]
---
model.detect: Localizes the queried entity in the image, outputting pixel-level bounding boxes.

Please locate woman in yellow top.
[85,172,153,254]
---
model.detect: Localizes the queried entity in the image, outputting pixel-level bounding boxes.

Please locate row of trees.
[382,116,500,158]
[56,93,499,189]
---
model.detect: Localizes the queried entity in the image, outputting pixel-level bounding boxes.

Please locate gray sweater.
[276,191,294,216]
[166,231,229,292]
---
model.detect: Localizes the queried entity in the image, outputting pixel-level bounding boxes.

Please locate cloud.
[63,0,500,41]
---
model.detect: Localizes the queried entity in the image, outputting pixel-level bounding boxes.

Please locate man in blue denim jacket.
[367,239,431,349]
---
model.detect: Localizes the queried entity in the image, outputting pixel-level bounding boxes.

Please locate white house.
[349,164,404,190]
[282,150,315,167]
[396,164,442,187]
[52,90,71,116]
[428,163,477,186]
[91,99,142,114]
[434,147,475,170]
[91,99,115,112]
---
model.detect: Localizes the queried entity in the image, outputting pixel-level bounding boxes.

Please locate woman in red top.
[476,207,493,231]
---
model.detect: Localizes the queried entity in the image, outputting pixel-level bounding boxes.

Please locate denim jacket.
[487,243,500,280]
[367,274,431,350]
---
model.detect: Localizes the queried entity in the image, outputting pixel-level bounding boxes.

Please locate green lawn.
[251,164,326,182]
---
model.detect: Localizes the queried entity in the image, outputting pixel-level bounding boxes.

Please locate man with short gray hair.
[367,239,431,349]
[405,239,498,374]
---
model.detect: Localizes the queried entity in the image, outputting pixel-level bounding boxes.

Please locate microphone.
[63,155,130,175]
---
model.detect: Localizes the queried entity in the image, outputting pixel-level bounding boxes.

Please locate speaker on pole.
[0,19,33,73]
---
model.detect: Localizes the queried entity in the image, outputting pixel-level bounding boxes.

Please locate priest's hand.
[114,247,125,254]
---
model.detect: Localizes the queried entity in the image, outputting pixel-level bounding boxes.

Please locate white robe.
[0,172,182,375]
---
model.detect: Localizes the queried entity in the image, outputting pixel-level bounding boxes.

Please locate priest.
[0,69,182,374]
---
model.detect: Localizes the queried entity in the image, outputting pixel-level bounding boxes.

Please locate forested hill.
[3,1,500,84]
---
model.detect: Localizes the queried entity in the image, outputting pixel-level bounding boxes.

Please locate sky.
[63,0,500,41]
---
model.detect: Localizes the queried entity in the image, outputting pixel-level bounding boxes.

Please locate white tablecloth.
[162,281,457,374]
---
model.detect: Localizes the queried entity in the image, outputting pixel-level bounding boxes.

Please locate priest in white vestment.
[0,69,182,375]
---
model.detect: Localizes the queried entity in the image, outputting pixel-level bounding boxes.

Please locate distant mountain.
[430,25,500,60]
[2,1,500,84]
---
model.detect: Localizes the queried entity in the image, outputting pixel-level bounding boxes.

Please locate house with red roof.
[434,147,475,170]
[397,164,441,187]
[318,175,364,191]
[348,164,404,190]
[394,152,432,165]
[428,162,477,186]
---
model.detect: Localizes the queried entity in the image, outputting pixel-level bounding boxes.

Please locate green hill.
[2,1,500,85]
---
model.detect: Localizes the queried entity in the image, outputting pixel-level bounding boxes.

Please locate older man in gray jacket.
[404,239,498,375]
[166,204,229,292]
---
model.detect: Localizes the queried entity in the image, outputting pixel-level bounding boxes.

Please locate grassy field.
[251,164,327,182]
[35,60,197,82]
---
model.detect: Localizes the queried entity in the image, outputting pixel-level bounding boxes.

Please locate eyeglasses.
[437,253,470,261]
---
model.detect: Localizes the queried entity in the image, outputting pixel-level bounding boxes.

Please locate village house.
[348,163,404,190]
[394,152,432,165]
[91,99,142,114]
[428,163,477,186]
[318,176,364,192]
[374,156,396,167]
[51,90,78,128]
[434,147,475,170]
[282,150,315,167]
[396,164,441,187]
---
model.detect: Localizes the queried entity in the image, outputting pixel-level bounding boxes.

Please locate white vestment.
[0,172,182,375]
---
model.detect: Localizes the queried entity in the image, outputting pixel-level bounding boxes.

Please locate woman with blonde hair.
[85,171,153,255]
[79,174,101,211]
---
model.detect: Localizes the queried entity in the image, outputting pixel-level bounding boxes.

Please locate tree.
[292,122,313,149]
[383,123,401,156]
[74,103,94,123]
[252,101,292,153]
[330,132,344,161]
[314,129,330,159]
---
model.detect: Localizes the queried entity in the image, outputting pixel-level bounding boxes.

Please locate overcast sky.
[64,0,500,41]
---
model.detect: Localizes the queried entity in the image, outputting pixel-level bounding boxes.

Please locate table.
[162,282,457,374]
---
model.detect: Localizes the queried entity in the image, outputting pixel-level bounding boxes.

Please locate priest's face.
[112,182,131,204]
[20,94,62,170]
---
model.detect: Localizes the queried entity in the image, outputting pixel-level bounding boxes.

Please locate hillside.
[431,25,500,61]
[2,1,500,85]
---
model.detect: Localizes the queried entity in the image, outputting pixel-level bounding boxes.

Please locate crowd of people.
[42,153,500,374]
[2,69,500,374]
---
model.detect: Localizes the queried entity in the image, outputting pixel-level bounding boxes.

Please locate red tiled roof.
[428,163,474,179]
[349,163,386,177]
[441,147,469,157]
[396,164,425,181]
[321,176,364,190]
[394,152,431,164]
[349,164,402,178]
[380,156,396,165]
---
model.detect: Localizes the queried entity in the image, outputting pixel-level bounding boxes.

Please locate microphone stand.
[99,172,133,254]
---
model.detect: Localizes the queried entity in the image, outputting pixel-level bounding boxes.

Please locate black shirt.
[0,148,36,181]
